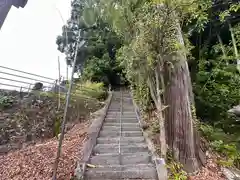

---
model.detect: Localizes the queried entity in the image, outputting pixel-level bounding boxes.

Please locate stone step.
[108,103,132,106]
[106,112,136,114]
[93,144,148,154]
[97,137,145,144]
[85,179,156,180]
[105,117,138,120]
[102,126,141,132]
[84,91,158,180]
[104,118,138,123]
[108,107,135,109]
[105,116,137,119]
[85,164,157,179]
[90,152,152,165]
[108,107,135,108]
[108,106,134,108]
[122,109,136,111]
[103,122,140,127]
[99,130,142,137]
[122,104,134,106]
[107,110,136,113]
[107,112,136,115]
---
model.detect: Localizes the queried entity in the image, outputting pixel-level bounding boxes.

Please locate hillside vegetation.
[0,81,107,154]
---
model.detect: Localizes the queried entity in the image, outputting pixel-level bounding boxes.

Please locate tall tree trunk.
[164,13,200,173]
[165,60,199,172]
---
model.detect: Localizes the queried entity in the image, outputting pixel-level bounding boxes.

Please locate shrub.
[0,95,14,109]
[81,55,112,85]
[75,81,107,100]
[131,82,152,112]
[200,123,240,168]
[194,43,240,133]
[167,161,188,180]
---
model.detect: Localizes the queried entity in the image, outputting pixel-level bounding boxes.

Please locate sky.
[0,0,72,90]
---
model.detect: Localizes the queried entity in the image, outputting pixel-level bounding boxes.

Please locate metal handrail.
[0,66,101,91]
[0,65,55,81]
[0,76,35,86]
[0,71,55,85]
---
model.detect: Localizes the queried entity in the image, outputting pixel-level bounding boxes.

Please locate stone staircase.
[84,90,158,180]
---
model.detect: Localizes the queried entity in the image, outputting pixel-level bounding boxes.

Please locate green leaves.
[166,161,187,180]
[219,10,231,22]
[82,7,97,27]
[81,54,112,84]
[0,95,14,109]
[230,3,240,12]
[219,2,240,22]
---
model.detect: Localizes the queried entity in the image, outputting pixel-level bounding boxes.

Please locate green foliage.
[166,149,188,179]
[40,91,66,100]
[75,81,107,100]
[0,95,14,109]
[131,83,152,112]
[40,81,107,101]
[200,124,231,142]
[219,3,240,22]
[194,30,240,132]
[211,140,238,157]
[56,0,122,78]
[200,123,240,168]
[211,140,240,167]
[82,7,97,27]
[166,161,188,180]
[81,54,112,84]
[191,5,240,170]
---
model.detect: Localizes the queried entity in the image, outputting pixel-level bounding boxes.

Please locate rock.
[222,167,240,180]
[228,105,240,117]
[140,121,149,130]
[74,162,84,180]
[0,144,10,154]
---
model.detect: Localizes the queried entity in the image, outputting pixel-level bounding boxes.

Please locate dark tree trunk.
[165,59,199,172]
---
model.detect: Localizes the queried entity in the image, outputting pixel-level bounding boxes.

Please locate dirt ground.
[0,122,89,180]
[189,157,226,180]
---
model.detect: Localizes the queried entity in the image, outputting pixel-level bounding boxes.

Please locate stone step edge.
[85,163,155,169]
[94,143,147,147]
[92,151,151,157]
[85,164,157,179]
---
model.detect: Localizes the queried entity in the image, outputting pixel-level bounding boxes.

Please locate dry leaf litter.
[0,122,89,180]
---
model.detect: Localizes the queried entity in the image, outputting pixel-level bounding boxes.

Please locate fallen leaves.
[189,158,226,180]
[0,122,89,180]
